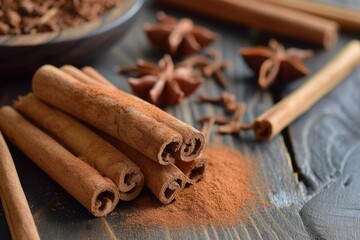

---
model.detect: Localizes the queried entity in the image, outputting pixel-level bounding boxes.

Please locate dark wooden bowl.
[0,0,144,77]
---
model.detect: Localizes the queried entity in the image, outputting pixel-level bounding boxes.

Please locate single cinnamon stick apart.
[14,94,144,201]
[107,136,186,204]
[159,0,339,48]
[259,0,360,32]
[0,106,120,217]
[32,65,204,165]
[0,131,40,240]
[253,40,360,141]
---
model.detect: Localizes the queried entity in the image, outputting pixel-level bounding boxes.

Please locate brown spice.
[197,92,238,113]
[0,0,123,35]
[123,145,263,227]
[240,39,313,89]
[203,49,230,88]
[119,55,203,106]
[144,11,217,56]
[177,50,231,88]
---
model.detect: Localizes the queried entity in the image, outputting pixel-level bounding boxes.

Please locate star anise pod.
[118,54,203,106]
[177,49,230,88]
[240,39,313,89]
[197,103,253,135]
[197,92,238,113]
[202,49,230,88]
[144,11,217,56]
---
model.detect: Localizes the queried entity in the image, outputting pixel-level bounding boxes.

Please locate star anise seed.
[144,11,217,56]
[218,103,253,134]
[197,103,253,135]
[197,92,237,113]
[203,49,230,88]
[118,54,203,106]
[240,39,313,89]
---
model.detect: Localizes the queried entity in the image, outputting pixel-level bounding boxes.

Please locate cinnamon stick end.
[187,157,206,185]
[178,132,205,162]
[160,175,185,204]
[92,187,120,217]
[253,120,272,141]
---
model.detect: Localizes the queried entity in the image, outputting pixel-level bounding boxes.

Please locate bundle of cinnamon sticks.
[0,64,207,220]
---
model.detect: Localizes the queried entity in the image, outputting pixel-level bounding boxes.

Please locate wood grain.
[285,37,360,239]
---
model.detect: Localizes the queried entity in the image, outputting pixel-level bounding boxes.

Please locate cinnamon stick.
[81,66,206,163]
[259,0,360,32]
[107,136,186,204]
[81,66,117,88]
[0,132,40,240]
[159,0,339,48]
[0,106,120,217]
[80,67,206,186]
[61,65,117,89]
[14,94,144,201]
[174,156,205,185]
[253,40,360,141]
[32,65,204,165]
[61,65,105,87]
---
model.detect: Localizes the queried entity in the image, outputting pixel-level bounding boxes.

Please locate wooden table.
[1,1,360,239]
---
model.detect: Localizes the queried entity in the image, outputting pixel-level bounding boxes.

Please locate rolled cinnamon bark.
[60,65,104,87]
[14,94,144,201]
[160,0,339,49]
[81,66,205,162]
[175,156,205,185]
[0,106,120,217]
[107,136,186,204]
[81,66,116,88]
[82,66,206,162]
[32,65,204,165]
[0,132,40,240]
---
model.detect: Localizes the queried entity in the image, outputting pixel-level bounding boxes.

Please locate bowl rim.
[0,0,144,47]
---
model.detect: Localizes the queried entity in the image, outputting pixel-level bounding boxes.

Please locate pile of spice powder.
[121,145,265,227]
[0,0,124,35]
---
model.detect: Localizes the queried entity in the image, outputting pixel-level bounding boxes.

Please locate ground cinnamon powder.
[121,144,264,227]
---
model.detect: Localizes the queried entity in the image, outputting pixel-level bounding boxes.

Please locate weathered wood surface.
[0,0,358,239]
[283,9,360,240]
